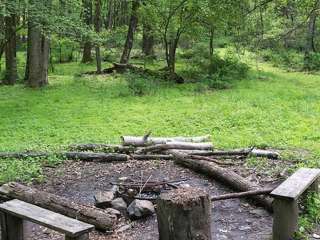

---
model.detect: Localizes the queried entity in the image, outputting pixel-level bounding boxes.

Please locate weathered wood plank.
[271,168,320,200]
[0,200,94,237]
[0,212,23,240]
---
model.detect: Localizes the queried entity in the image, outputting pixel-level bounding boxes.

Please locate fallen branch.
[250,149,280,159]
[0,182,116,231]
[136,142,213,154]
[170,150,273,212]
[211,188,274,201]
[130,154,173,160]
[189,155,235,165]
[69,144,134,153]
[0,151,129,162]
[121,135,211,146]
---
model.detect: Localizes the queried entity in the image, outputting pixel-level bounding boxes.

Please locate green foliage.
[260,49,305,71]
[296,193,320,239]
[125,73,159,96]
[304,53,320,71]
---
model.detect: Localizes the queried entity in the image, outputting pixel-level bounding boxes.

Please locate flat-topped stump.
[0,199,94,240]
[156,187,212,240]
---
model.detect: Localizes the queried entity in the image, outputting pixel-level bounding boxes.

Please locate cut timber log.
[170,151,273,211]
[121,135,211,146]
[0,182,116,231]
[211,188,274,201]
[157,187,212,240]
[250,149,280,159]
[136,142,213,154]
[69,144,134,154]
[0,152,129,162]
[178,148,252,156]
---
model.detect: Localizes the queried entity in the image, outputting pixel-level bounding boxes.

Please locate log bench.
[270,168,320,240]
[0,199,94,240]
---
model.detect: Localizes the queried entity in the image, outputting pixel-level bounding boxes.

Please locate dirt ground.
[18,158,280,240]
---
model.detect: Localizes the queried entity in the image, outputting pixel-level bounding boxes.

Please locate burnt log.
[157,187,212,240]
[121,135,211,146]
[0,182,116,231]
[170,150,273,211]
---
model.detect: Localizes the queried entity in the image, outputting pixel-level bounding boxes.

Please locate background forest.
[1,0,320,238]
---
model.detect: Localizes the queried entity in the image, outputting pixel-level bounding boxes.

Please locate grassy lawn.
[0,56,320,183]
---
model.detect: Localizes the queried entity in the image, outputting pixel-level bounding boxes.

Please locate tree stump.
[156,187,212,240]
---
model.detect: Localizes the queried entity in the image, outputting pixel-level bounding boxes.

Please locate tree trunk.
[4,14,18,85]
[209,28,214,57]
[105,0,114,29]
[82,0,93,63]
[157,187,212,240]
[94,0,102,73]
[0,182,116,231]
[142,23,154,56]
[120,0,139,64]
[305,0,320,54]
[26,22,50,88]
[170,150,273,212]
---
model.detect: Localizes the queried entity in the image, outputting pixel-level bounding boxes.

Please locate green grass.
[1,51,320,177]
[1,50,320,238]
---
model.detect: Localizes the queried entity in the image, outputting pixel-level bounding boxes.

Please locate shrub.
[125,74,158,96]
[304,52,320,71]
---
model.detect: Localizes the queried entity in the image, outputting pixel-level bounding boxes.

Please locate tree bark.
[82,0,93,63]
[305,0,320,54]
[94,0,102,73]
[26,22,50,88]
[211,188,274,201]
[121,135,211,146]
[170,150,273,212]
[0,151,129,162]
[120,0,139,64]
[0,182,116,231]
[157,187,212,240]
[4,14,18,85]
[136,142,213,154]
[142,23,154,56]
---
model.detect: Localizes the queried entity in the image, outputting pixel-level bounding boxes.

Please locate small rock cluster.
[94,182,155,220]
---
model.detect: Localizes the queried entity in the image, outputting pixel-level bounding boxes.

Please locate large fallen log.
[136,142,213,154]
[69,144,134,154]
[130,154,173,161]
[121,135,211,146]
[0,182,116,231]
[170,150,273,212]
[0,152,129,162]
[178,148,280,160]
[64,152,129,162]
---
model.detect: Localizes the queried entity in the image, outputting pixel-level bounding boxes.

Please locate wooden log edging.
[0,182,116,231]
[136,142,213,154]
[170,150,274,212]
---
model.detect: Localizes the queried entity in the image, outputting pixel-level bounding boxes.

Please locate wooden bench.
[0,199,94,240]
[270,168,320,240]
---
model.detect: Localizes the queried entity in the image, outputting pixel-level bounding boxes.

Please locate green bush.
[260,49,304,70]
[125,73,158,96]
[304,52,320,71]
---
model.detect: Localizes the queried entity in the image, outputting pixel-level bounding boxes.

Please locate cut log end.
[157,187,212,240]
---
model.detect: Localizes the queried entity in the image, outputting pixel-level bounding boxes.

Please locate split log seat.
[0,199,94,240]
[270,168,320,240]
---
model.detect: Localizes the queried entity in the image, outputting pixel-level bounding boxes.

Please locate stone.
[105,208,121,217]
[111,198,127,213]
[94,186,118,208]
[127,200,155,219]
